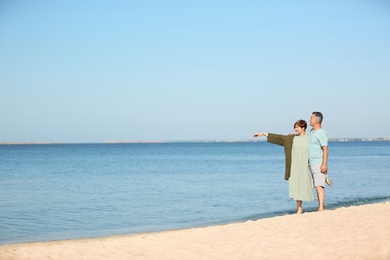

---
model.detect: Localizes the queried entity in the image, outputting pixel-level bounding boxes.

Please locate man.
[308,111,328,211]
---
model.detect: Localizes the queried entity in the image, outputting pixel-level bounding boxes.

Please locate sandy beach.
[1,202,389,260]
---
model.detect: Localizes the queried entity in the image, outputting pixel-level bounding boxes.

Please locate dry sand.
[1,202,390,260]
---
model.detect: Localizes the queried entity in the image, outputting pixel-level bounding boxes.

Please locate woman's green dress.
[289,135,313,201]
[267,133,313,201]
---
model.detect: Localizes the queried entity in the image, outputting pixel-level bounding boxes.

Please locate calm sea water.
[1,141,390,244]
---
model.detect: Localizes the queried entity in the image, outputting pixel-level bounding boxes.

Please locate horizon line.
[1,137,390,145]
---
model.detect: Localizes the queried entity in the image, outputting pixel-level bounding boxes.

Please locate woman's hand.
[254,132,268,138]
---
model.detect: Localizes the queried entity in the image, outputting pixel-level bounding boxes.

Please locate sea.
[1,141,390,244]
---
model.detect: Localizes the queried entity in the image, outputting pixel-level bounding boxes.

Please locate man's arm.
[321,146,328,173]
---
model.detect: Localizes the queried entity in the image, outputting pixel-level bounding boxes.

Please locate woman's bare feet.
[296,200,303,214]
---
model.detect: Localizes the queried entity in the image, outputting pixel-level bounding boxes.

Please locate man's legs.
[310,164,326,211]
[315,186,325,211]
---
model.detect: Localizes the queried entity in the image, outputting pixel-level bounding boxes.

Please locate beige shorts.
[309,164,326,188]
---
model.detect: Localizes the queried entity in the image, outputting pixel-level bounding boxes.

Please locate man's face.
[309,114,318,127]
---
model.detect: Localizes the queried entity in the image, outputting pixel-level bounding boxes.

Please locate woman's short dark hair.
[294,119,307,130]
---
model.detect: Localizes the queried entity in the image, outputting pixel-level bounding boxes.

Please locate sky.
[1,0,389,143]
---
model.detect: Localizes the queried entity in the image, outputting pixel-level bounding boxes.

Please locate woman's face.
[294,125,305,135]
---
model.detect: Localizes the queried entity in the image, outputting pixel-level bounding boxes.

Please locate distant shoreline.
[1,138,390,145]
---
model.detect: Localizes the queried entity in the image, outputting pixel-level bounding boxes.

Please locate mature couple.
[254,112,329,214]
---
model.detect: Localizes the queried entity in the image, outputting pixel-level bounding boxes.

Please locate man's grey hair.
[312,111,323,124]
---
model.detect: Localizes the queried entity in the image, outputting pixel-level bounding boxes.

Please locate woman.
[254,120,313,214]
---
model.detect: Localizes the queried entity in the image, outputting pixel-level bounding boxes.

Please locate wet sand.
[1,202,389,260]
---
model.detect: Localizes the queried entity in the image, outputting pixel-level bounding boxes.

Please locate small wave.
[325,196,390,210]
[237,195,390,222]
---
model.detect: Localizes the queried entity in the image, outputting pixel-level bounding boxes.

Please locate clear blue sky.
[1,0,389,143]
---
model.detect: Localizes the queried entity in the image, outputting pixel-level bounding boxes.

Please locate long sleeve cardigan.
[267,133,295,180]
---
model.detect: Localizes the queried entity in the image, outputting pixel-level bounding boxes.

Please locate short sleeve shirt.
[308,128,328,165]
